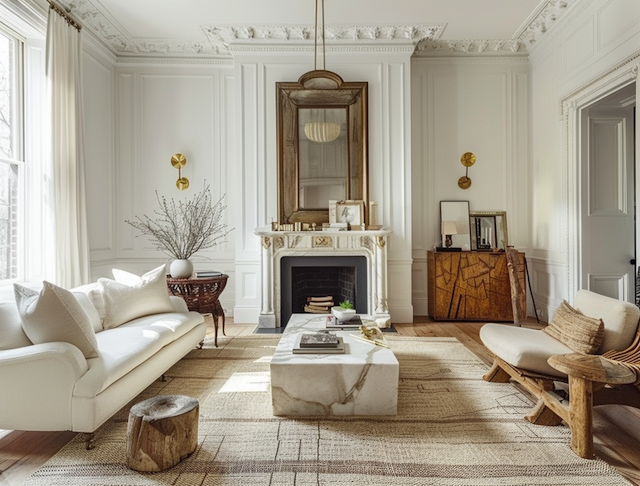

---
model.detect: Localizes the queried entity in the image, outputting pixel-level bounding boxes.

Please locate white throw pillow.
[99,265,174,329]
[14,282,100,359]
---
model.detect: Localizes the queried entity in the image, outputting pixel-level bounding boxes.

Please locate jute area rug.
[24,336,630,485]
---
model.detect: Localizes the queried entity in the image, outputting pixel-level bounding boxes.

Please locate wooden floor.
[1,317,640,485]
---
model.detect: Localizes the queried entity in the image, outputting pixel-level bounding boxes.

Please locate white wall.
[229,42,415,323]
[528,0,640,320]
[79,0,640,323]
[410,56,530,316]
[81,39,416,323]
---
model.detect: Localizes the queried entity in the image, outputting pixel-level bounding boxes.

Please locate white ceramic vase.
[170,259,193,279]
[331,306,356,323]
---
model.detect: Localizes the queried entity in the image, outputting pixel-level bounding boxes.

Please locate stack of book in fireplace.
[303,296,334,314]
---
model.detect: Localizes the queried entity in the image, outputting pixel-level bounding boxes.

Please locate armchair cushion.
[543,300,604,354]
[574,289,640,352]
[480,324,574,377]
[14,282,100,359]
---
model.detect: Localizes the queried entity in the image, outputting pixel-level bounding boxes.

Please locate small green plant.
[339,300,354,310]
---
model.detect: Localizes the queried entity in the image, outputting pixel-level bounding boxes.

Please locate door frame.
[562,61,639,302]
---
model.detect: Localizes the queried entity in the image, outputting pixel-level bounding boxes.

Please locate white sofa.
[0,274,206,434]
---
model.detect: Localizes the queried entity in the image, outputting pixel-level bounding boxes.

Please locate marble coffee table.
[270,314,399,416]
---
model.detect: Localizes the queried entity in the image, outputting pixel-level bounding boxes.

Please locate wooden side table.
[166,274,229,347]
[548,353,636,458]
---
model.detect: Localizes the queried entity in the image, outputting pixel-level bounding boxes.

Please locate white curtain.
[45,8,90,288]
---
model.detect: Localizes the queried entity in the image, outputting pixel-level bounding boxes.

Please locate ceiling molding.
[65,0,571,59]
[514,0,575,48]
[65,0,446,58]
[203,24,446,55]
[416,39,526,55]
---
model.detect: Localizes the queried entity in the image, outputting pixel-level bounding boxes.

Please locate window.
[0,4,47,293]
[0,28,22,281]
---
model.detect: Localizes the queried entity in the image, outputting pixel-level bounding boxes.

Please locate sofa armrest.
[169,295,189,313]
[0,342,89,431]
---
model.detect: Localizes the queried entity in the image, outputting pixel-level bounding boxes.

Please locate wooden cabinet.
[427,251,526,321]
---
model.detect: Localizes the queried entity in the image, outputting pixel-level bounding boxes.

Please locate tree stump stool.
[126,395,199,472]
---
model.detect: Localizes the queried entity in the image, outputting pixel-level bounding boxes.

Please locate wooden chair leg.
[525,398,563,426]
[483,360,511,383]
[568,375,595,459]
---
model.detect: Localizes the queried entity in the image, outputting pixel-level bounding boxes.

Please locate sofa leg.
[525,398,564,426]
[483,360,511,383]
[198,340,204,349]
[83,432,96,450]
[161,374,167,382]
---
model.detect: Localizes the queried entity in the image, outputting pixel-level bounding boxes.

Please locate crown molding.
[514,0,575,48]
[64,1,446,58]
[66,0,572,59]
[415,39,526,55]
[203,24,445,55]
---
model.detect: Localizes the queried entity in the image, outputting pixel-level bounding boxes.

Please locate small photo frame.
[335,200,364,226]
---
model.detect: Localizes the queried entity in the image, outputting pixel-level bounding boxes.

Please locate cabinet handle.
[631,259,636,265]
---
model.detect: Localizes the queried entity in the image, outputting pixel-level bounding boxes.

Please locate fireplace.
[254,227,391,327]
[281,255,368,326]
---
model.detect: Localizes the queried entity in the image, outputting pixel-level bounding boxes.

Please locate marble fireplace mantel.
[254,227,392,328]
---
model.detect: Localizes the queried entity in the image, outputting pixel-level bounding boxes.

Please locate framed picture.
[335,200,364,226]
[440,200,471,251]
[469,211,508,250]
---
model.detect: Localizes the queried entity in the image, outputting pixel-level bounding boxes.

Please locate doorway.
[580,82,636,303]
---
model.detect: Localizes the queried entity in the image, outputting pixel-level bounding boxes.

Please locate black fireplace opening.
[280,255,368,327]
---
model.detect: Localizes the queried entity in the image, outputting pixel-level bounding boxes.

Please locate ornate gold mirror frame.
[276,70,369,226]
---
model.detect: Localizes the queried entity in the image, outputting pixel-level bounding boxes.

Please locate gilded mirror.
[277,70,369,226]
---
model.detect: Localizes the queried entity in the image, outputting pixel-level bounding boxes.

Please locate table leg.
[213,315,219,348]
[215,301,226,336]
[569,375,594,459]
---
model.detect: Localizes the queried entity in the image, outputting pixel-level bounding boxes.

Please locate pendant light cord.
[313,0,326,71]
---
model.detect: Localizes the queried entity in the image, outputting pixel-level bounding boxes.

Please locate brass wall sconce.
[458,152,476,189]
[171,153,189,190]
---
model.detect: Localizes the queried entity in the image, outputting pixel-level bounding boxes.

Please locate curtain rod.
[47,0,82,32]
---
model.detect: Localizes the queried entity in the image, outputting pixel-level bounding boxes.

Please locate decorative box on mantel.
[254,227,392,328]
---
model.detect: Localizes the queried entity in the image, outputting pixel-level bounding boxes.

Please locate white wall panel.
[411,58,529,316]
[564,17,594,75]
[82,53,114,259]
[598,0,640,51]
[528,0,640,314]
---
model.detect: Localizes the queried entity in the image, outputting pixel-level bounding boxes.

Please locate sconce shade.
[441,221,458,235]
[304,122,341,143]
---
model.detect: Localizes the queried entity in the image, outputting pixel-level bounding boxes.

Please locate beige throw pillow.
[99,265,174,329]
[14,282,100,359]
[543,300,604,354]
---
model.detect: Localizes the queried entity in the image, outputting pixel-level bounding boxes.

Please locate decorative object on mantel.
[170,153,189,190]
[458,152,475,189]
[368,201,382,230]
[125,184,231,279]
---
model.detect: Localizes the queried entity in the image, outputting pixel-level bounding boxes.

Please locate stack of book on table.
[304,296,334,314]
[325,314,363,329]
[196,270,222,278]
[293,332,345,354]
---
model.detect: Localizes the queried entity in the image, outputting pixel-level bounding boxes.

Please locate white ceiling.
[51,0,572,57]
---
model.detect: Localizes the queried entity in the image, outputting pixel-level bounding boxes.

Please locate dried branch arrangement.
[126,185,231,260]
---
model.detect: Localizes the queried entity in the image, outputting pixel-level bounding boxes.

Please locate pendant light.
[304,0,341,143]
